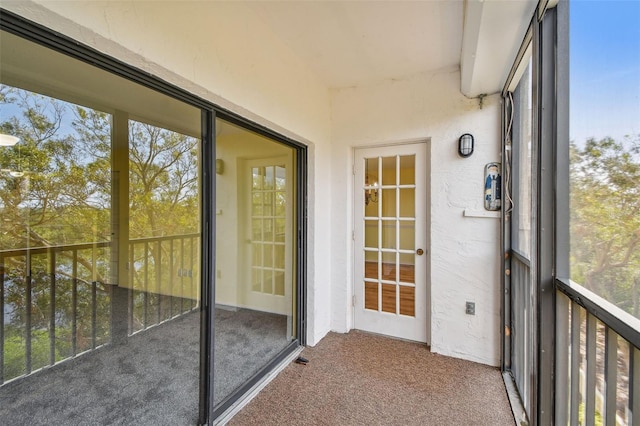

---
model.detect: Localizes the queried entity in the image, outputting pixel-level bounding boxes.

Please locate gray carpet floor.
[230,330,516,426]
[0,308,290,425]
[214,307,289,405]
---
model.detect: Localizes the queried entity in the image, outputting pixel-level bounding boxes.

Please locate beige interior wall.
[215,126,292,309]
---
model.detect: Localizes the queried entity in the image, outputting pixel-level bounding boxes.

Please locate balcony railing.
[507,249,640,425]
[0,233,199,386]
[128,234,200,334]
[556,278,640,426]
[510,249,535,418]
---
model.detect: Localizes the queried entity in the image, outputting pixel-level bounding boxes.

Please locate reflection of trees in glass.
[571,135,640,317]
[1,86,113,380]
[1,85,200,380]
[0,86,111,248]
[129,120,199,238]
[128,121,200,331]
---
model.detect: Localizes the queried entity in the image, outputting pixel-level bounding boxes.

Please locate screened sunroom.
[0,1,639,425]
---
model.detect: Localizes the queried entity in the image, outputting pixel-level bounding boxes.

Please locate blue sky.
[570,0,640,144]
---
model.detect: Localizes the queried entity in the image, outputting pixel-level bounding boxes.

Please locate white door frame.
[352,141,431,344]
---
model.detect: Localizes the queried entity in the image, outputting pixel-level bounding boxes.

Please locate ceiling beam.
[460,0,538,98]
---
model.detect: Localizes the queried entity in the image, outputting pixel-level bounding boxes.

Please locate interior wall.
[3,0,334,346]
[215,131,290,309]
[330,68,502,366]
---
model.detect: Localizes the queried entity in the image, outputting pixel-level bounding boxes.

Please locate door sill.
[502,371,528,425]
[213,346,303,425]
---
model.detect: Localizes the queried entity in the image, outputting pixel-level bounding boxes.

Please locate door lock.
[416,248,424,256]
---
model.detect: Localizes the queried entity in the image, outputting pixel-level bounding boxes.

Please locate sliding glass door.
[0,29,203,424]
[213,118,298,412]
[0,12,306,424]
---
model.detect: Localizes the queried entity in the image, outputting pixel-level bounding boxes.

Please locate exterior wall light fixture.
[458,133,474,158]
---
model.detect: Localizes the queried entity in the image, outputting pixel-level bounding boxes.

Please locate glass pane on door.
[214,118,297,407]
[128,119,201,332]
[0,87,114,381]
[362,154,416,317]
[0,31,203,425]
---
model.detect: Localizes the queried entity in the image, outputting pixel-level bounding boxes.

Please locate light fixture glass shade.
[458,133,474,158]
[0,134,20,146]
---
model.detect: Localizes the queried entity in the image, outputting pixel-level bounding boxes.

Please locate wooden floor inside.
[364,261,415,316]
[365,261,415,282]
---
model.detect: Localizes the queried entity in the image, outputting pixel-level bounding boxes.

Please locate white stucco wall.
[330,68,502,366]
[2,0,333,346]
[3,2,503,363]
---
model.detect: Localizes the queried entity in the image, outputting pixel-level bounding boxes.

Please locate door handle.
[416,248,424,256]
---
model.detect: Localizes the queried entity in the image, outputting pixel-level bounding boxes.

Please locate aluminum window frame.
[501,1,567,423]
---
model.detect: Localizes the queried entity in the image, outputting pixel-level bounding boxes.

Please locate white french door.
[353,143,428,343]
[243,156,292,315]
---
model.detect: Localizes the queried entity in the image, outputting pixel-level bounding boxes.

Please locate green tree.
[128,120,199,238]
[570,135,640,317]
[0,87,107,248]
[1,84,200,379]
[1,87,113,380]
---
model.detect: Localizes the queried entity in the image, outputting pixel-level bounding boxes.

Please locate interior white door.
[243,156,292,315]
[353,143,428,342]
